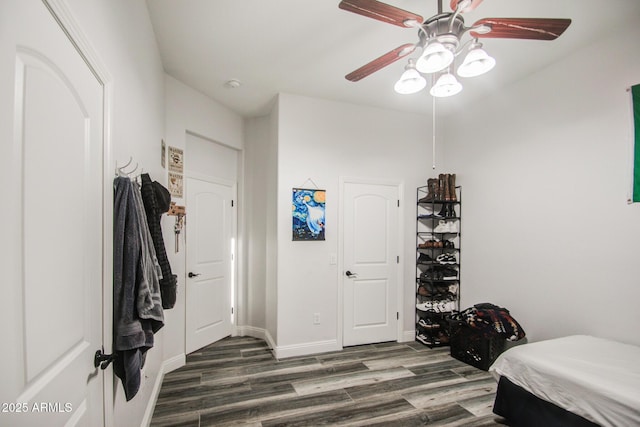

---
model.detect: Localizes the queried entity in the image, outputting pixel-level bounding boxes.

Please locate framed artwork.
[631,84,640,203]
[292,188,326,241]
[168,146,183,173]
[161,139,166,168]
[168,172,183,198]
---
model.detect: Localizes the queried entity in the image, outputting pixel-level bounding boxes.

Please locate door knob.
[188,272,201,278]
[94,348,116,370]
[345,270,358,278]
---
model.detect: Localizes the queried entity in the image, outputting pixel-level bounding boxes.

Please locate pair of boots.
[420,174,456,203]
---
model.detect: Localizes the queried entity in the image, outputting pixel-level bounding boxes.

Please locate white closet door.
[343,181,400,347]
[0,0,105,425]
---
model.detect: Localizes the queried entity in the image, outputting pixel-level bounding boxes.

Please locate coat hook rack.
[115,157,139,177]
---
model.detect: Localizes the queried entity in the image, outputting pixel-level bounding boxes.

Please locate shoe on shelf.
[446,204,456,218]
[448,221,458,233]
[418,178,439,203]
[418,317,440,330]
[418,213,440,220]
[436,253,457,264]
[417,253,433,264]
[443,239,455,249]
[418,206,442,219]
[441,268,458,280]
[436,173,446,201]
[416,301,433,311]
[416,332,439,346]
[433,299,456,313]
[449,174,457,202]
[418,239,441,249]
[433,220,450,233]
[417,285,431,297]
[420,269,440,281]
[437,204,449,218]
[418,318,440,330]
[437,331,450,344]
[444,173,452,201]
[420,282,437,294]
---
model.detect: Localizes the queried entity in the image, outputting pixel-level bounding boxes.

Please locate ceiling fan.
[339,0,571,97]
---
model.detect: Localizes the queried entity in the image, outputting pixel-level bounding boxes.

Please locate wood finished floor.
[150,336,507,427]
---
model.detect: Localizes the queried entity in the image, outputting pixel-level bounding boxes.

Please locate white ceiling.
[146,0,640,118]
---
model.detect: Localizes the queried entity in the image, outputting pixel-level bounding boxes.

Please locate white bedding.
[489,335,640,427]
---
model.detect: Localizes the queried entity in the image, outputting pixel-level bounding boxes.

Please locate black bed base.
[493,376,600,427]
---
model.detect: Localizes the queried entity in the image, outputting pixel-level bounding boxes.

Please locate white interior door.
[343,181,400,347]
[185,177,234,353]
[0,0,105,426]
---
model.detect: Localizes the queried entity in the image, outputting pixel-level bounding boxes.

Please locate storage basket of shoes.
[449,320,506,371]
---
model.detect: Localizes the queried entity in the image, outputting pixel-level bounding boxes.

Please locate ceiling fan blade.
[470,18,572,40]
[339,0,423,28]
[450,0,483,13]
[345,43,416,82]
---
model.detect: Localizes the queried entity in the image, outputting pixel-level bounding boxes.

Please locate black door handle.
[94,348,116,370]
[345,270,358,278]
[188,272,200,278]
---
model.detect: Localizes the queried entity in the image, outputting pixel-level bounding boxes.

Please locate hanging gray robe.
[113,176,163,401]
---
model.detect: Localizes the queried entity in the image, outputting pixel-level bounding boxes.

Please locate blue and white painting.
[292,188,326,241]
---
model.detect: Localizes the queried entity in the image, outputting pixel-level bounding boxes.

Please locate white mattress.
[489,335,640,427]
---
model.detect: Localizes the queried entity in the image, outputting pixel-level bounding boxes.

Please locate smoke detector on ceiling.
[224,79,242,89]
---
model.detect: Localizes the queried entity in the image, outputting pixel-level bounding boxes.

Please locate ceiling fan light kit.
[415,40,455,73]
[430,72,463,97]
[457,43,495,78]
[340,0,571,98]
[394,59,427,94]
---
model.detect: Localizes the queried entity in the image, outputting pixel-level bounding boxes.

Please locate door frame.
[41,0,114,425]
[338,176,405,348]
[184,171,238,350]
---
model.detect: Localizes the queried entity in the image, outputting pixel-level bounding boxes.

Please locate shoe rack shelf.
[415,177,461,348]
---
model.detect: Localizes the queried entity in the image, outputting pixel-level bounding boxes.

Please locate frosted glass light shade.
[394,68,427,94]
[457,47,496,78]
[416,42,454,73]
[430,73,462,97]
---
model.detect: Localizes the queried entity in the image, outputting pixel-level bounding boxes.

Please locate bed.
[488,335,640,427]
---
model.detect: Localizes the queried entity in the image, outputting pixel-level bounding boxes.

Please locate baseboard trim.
[401,329,416,343]
[235,325,277,354]
[264,330,277,354]
[163,353,186,374]
[235,326,341,359]
[235,325,267,340]
[274,339,341,359]
[141,353,186,427]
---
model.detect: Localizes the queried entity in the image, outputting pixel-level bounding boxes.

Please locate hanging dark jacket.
[140,173,177,309]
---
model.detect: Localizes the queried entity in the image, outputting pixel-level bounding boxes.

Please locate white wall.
[244,116,270,331]
[273,93,443,356]
[62,0,165,424]
[243,104,279,346]
[444,20,640,346]
[163,74,244,363]
[266,103,280,344]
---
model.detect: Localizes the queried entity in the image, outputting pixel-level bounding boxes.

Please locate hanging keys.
[174,213,185,253]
